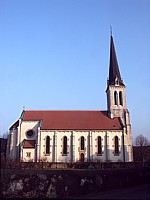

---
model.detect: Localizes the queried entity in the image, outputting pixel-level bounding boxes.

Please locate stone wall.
[1,160,149,170]
[0,168,149,199]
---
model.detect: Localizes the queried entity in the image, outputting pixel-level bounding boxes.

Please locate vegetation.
[134,134,149,146]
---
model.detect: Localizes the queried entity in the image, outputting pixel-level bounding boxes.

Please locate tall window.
[119,91,123,106]
[114,91,118,105]
[46,136,50,154]
[63,136,67,155]
[97,136,102,155]
[81,136,85,150]
[114,136,119,155]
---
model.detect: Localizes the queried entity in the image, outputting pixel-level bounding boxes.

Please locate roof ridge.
[25,110,107,112]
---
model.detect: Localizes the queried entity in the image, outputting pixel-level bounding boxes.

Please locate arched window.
[114,91,118,105]
[119,91,123,106]
[46,136,50,154]
[97,136,102,155]
[81,136,85,150]
[63,136,67,155]
[114,136,119,155]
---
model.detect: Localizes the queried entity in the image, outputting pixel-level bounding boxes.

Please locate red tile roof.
[23,140,36,148]
[22,110,122,130]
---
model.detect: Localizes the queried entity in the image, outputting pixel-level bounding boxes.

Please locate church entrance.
[80,153,84,162]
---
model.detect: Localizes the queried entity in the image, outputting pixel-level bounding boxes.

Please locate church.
[6,34,133,163]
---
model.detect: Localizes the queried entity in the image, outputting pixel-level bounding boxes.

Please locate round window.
[26,130,34,138]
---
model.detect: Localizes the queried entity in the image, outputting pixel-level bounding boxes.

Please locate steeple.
[106,32,133,161]
[106,33,127,120]
[108,34,125,87]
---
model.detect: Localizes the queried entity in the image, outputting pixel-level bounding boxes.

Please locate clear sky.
[0,0,150,141]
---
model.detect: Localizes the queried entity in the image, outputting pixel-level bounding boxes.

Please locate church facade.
[6,34,133,162]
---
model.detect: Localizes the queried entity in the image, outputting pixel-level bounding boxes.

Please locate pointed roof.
[108,34,125,86]
[23,140,36,148]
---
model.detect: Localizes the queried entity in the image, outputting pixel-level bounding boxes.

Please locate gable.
[23,140,36,148]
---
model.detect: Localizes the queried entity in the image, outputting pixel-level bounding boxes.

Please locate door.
[80,153,84,162]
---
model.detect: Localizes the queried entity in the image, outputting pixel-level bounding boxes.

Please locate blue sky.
[0,0,150,141]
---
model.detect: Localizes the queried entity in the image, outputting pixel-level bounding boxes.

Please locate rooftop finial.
[23,105,25,110]
[110,25,112,35]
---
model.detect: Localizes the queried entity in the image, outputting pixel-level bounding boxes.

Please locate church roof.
[20,110,123,131]
[108,34,125,86]
[23,140,36,148]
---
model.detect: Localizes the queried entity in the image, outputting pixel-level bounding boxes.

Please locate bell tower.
[106,33,133,161]
[106,33,127,123]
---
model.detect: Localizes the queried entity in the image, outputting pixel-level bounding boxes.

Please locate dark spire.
[108,34,125,86]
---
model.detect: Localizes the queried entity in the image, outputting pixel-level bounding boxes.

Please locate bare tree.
[134,134,149,146]
[2,131,9,139]
[134,134,149,162]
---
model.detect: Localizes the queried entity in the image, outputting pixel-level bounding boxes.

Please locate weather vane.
[23,106,25,110]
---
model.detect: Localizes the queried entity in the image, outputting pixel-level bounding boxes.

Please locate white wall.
[40,130,55,162]
[107,131,123,162]
[40,130,124,163]
[74,131,89,162]
[22,148,35,162]
[92,131,106,162]
[20,121,39,142]
[19,121,39,161]
[56,131,72,162]
[18,121,126,162]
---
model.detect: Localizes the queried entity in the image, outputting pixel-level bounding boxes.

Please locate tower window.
[119,91,123,106]
[97,136,102,155]
[114,91,118,105]
[115,77,119,85]
[62,136,67,155]
[46,136,50,154]
[81,136,85,150]
[114,136,119,155]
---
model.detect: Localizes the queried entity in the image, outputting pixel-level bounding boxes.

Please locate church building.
[6,34,133,162]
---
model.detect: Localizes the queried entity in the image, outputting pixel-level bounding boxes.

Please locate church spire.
[108,34,125,86]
